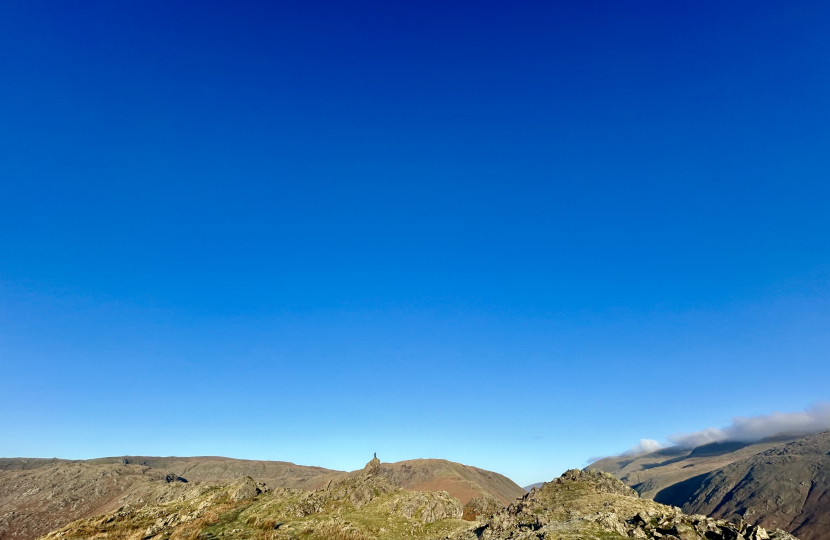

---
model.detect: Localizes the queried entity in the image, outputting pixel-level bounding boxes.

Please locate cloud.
[586,439,666,465]
[596,402,830,462]
[668,402,830,448]
[668,427,727,448]
[622,439,664,456]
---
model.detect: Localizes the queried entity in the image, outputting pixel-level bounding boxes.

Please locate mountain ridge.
[0,455,522,540]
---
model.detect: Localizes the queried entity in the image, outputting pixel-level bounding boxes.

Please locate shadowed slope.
[587,437,800,500]
[671,431,830,540]
[587,431,830,540]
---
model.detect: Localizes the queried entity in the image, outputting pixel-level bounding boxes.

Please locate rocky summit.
[453,469,799,540]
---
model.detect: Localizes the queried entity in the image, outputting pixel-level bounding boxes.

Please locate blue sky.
[1,0,829,486]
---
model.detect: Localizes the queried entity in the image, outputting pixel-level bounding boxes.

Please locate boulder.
[228,476,261,502]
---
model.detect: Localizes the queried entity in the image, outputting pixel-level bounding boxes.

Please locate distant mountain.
[587,431,830,540]
[522,482,544,491]
[86,455,344,489]
[0,456,522,540]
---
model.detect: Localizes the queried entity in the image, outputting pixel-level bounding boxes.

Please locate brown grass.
[409,476,482,505]
[313,520,373,540]
[255,518,280,530]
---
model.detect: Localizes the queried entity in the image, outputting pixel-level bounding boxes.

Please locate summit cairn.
[364,453,381,476]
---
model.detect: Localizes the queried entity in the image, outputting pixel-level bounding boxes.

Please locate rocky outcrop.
[387,491,463,523]
[228,476,264,502]
[454,469,800,540]
[558,468,639,496]
[462,494,502,521]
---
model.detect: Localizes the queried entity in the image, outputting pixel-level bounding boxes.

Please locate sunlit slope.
[374,459,525,505]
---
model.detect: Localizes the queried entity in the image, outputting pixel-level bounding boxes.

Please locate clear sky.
[1,0,829,486]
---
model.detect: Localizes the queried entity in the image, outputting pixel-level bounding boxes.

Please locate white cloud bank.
[668,402,830,448]
[618,402,830,456]
[622,439,663,456]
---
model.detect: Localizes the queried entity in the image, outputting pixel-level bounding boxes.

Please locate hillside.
[0,460,194,540]
[588,436,801,500]
[665,431,830,540]
[375,459,525,505]
[0,456,522,540]
[587,431,830,540]
[40,464,799,540]
[86,457,344,490]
